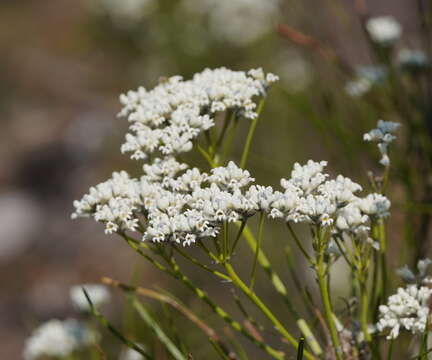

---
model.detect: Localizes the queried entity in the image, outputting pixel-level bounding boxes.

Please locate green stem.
[230,220,247,255]
[172,245,230,281]
[162,254,285,360]
[359,283,371,343]
[287,223,314,265]
[224,263,315,360]
[222,222,228,262]
[197,144,217,168]
[315,254,342,360]
[238,223,299,319]
[250,212,265,289]
[240,98,265,168]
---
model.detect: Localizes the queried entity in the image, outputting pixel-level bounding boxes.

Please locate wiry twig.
[277,24,352,73]
[102,277,238,360]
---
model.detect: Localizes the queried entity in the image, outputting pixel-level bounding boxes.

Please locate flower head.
[364,120,400,166]
[366,16,402,46]
[23,319,97,360]
[119,68,278,160]
[377,285,432,339]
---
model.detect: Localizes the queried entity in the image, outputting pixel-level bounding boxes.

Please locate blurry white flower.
[345,78,372,97]
[274,50,312,92]
[364,120,400,166]
[70,284,110,311]
[345,66,386,97]
[23,319,96,360]
[119,346,146,360]
[87,0,156,27]
[366,16,402,46]
[377,285,432,339]
[397,48,429,71]
[181,0,281,46]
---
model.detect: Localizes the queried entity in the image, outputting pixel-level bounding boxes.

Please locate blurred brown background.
[0,0,422,358]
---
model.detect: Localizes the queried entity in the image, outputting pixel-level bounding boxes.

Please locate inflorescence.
[118,67,278,160]
[73,67,390,250]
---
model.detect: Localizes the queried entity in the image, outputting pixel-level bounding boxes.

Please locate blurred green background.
[0,0,424,358]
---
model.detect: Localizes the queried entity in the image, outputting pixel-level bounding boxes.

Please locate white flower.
[366,16,402,46]
[285,160,328,194]
[357,193,391,218]
[87,0,157,26]
[23,319,96,360]
[208,161,255,191]
[364,120,400,166]
[181,0,281,46]
[119,346,146,360]
[119,68,278,160]
[335,203,368,231]
[268,160,390,238]
[398,48,429,71]
[70,284,110,311]
[377,285,432,339]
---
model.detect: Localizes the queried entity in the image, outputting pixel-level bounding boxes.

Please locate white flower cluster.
[364,120,400,166]
[377,284,432,339]
[72,171,140,234]
[345,66,386,97]
[73,158,390,246]
[70,284,111,311]
[73,158,259,246]
[366,16,402,46]
[269,160,390,236]
[87,0,156,26]
[119,67,278,160]
[181,0,281,46]
[23,319,96,360]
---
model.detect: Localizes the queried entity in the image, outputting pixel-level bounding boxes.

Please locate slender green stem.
[386,339,393,360]
[197,144,217,167]
[222,222,228,262]
[230,220,247,255]
[238,223,299,319]
[287,223,314,265]
[172,245,230,281]
[160,253,285,360]
[217,110,234,148]
[220,116,239,165]
[240,98,265,168]
[223,263,315,360]
[198,240,221,264]
[315,254,342,360]
[250,212,265,289]
[359,283,371,343]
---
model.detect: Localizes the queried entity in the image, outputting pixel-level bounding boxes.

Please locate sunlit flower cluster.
[269,160,389,230]
[119,67,278,160]
[73,155,391,247]
[23,319,96,360]
[377,284,432,339]
[181,0,281,46]
[364,120,400,166]
[73,158,260,246]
